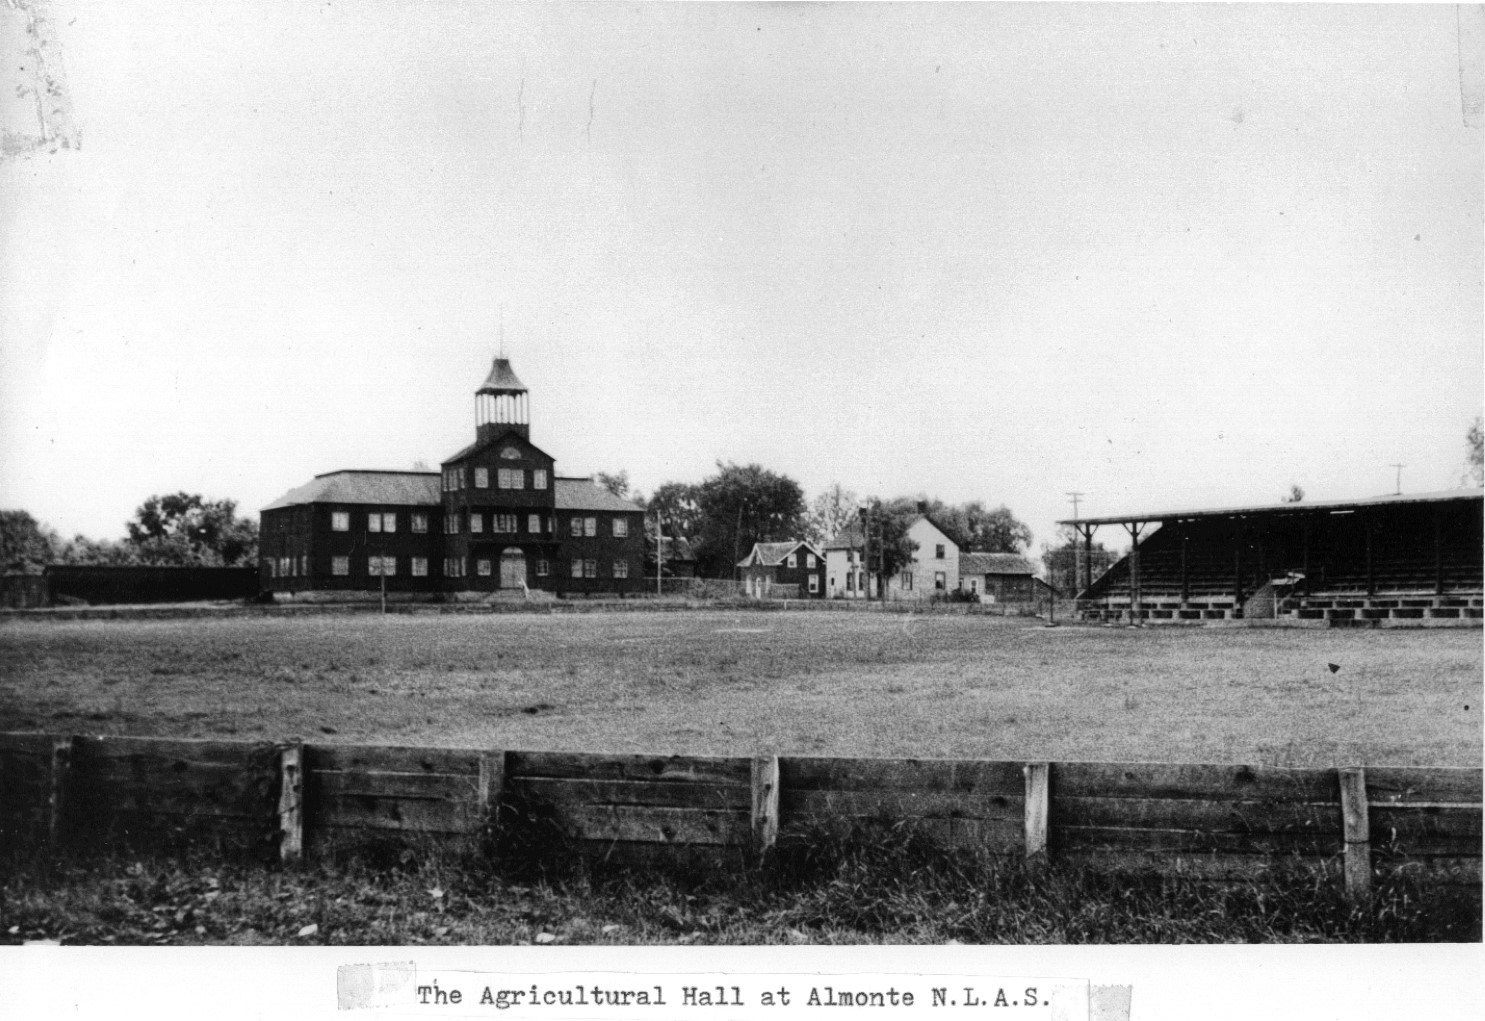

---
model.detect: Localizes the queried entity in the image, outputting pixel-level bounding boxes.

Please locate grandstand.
[1061,490,1483,624]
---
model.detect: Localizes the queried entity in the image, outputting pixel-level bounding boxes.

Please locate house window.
[571,559,584,578]
[533,469,548,489]
[613,518,628,538]
[368,513,381,533]
[267,558,276,578]
[494,514,516,533]
[299,555,307,576]
[412,513,428,533]
[570,517,583,538]
[470,513,483,533]
[332,556,349,576]
[807,553,817,568]
[444,557,464,578]
[786,553,797,568]
[412,557,428,577]
[584,517,597,537]
[332,511,349,532]
[369,556,396,577]
[935,571,946,590]
[902,571,914,591]
[809,575,820,594]
[528,513,541,533]
[478,559,492,577]
[536,559,550,577]
[382,513,396,533]
[613,560,629,578]
[498,468,524,489]
[936,544,945,560]
[584,559,598,578]
[474,467,489,488]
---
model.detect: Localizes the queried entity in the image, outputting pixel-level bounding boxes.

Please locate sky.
[2,1,1481,557]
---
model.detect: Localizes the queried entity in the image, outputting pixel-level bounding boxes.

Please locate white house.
[824,505,960,600]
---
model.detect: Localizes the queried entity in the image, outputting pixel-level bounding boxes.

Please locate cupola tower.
[475,358,529,442]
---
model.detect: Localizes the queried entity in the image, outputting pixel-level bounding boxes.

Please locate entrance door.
[499,548,526,589]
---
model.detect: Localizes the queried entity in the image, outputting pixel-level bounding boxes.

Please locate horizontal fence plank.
[309,769,478,802]
[312,796,480,834]
[1366,767,1483,805]
[74,736,279,767]
[506,752,750,785]
[1380,856,1484,886]
[508,777,750,810]
[781,789,1023,822]
[1054,826,1342,856]
[1052,796,1342,834]
[783,814,1023,853]
[1370,805,1482,840]
[1054,762,1338,802]
[781,757,1025,795]
[308,744,481,776]
[544,804,748,846]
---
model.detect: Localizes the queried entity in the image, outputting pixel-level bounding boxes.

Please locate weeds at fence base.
[2,820,1478,945]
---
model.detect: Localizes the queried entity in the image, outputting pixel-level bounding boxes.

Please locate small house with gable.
[737,540,826,598]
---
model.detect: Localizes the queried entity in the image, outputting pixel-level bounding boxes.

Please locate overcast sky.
[2,1,1480,554]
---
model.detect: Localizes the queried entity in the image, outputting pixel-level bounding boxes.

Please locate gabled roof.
[960,552,1035,576]
[824,523,865,551]
[737,540,823,568]
[442,428,556,466]
[262,471,440,511]
[554,477,645,513]
[477,358,527,394]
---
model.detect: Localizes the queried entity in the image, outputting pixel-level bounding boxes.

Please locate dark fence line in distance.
[3,734,1478,902]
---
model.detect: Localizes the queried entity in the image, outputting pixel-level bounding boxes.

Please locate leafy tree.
[692,462,806,577]
[55,534,139,566]
[1281,484,1304,504]
[1040,525,1120,597]
[865,498,921,583]
[805,483,859,547]
[595,470,632,500]
[125,493,258,566]
[918,499,1032,553]
[0,510,59,573]
[1466,416,1484,487]
[646,481,701,540]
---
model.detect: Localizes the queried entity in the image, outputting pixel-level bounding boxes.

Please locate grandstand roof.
[1058,488,1483,527]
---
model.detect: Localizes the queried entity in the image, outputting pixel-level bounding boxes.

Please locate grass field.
[1,610,1478,766]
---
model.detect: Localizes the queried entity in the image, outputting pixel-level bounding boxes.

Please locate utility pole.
[655,511,664,597]
[1389,464,1405,495]
[1065,491,1084,599]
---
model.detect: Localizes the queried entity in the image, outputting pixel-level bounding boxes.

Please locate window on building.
[267,558,277,578]
[470,513,483,533]
[807,553,817,568]
[299,555,307,576]
[809,575,820,594]
[368,513,382,533]
[584,517,597,537]
[474,467,489,488]
[613,518,628,538]
[902,571,914,591]
[332,511,349,532]
[369,556,396,577]
[528,513,541,534]
[494,514,516,533]
[936,544,945,560]
[446,514,459,534]
[412,557,428,577]
[786,553,796,568]
[536,559,550,577]
[382,513,396,533]
[584,559,598,578]
[332,556,349,576]
[498,468,524,489]
[570,517,583,537]
[935,571,946,590]
[613,560,629,578]
[571,559,584,578]
[477,559,492,577]
[412,513,428,533]
[533,469,548,489]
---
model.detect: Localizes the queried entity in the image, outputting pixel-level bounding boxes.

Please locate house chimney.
[917,500,928,515]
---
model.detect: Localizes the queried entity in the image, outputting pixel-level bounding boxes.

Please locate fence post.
[1024,762,1050,859]
[48,736,74,848]
[278,741,305,863]
[751,756,780,859]
[477,751,505,842]
[1338,766,1371,905]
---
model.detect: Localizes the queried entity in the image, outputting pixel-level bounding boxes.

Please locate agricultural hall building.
[258,358,646,598]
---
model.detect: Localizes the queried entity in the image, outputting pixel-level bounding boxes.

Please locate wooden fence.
[1,733,1479,901]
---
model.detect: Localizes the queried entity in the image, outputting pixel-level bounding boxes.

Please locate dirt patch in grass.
[0,611,1478,765]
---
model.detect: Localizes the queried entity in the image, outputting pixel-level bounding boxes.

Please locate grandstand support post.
[1123,521,1144,624]
[1365,514,1376,596]
[1433,506,1443,596]
[1180,530,1190,606]
[1233,520,1244,612]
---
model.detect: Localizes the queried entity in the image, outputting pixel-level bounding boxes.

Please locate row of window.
[452,512,547,535]
[331,511,429,533]
[273,556,633,580]
[781,552,817,569]
[443,467,549,492]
